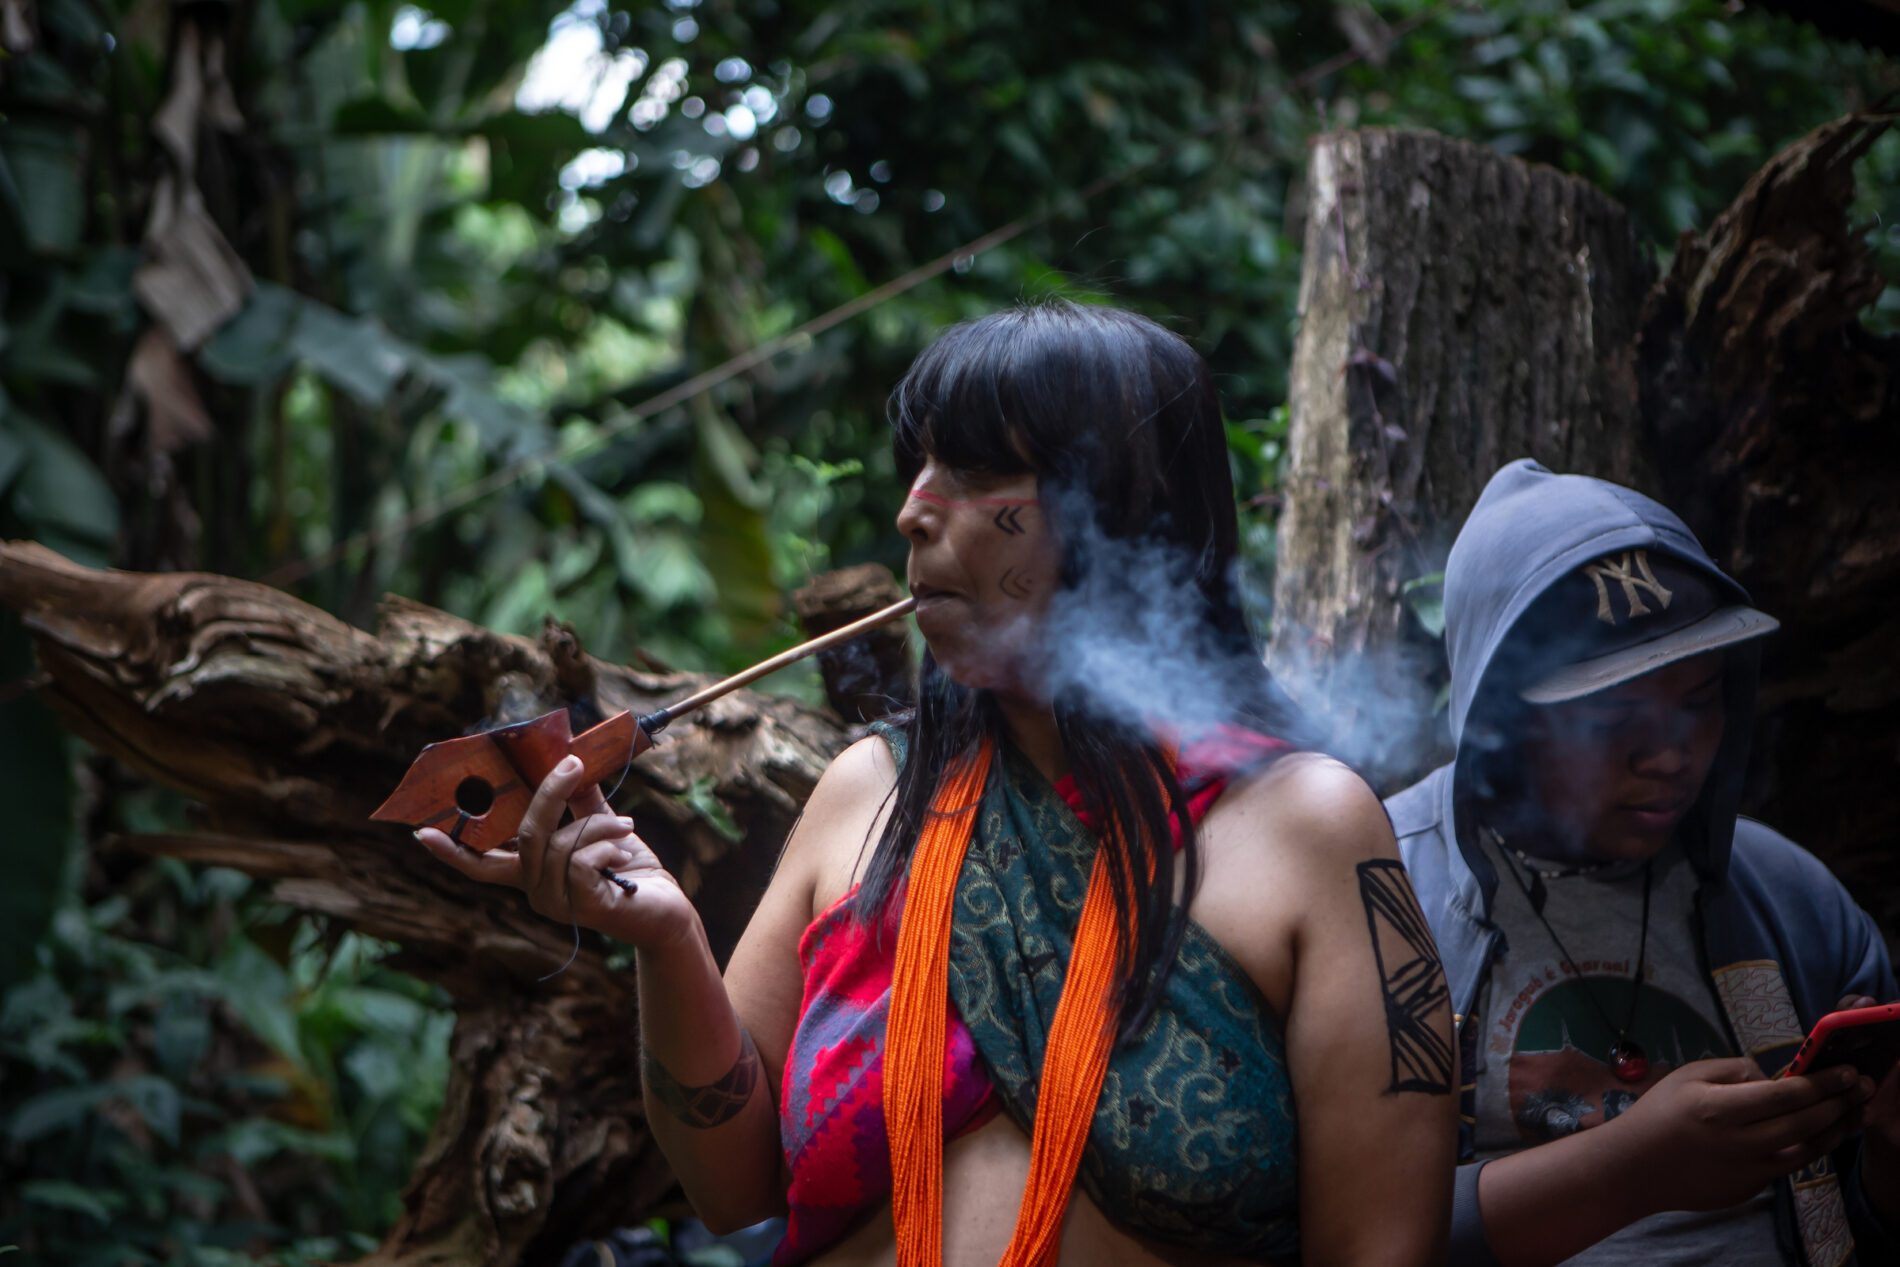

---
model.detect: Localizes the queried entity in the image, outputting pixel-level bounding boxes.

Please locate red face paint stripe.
[908,489,1039,509]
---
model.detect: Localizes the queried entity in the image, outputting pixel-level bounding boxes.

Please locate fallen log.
[0,541,880,1264]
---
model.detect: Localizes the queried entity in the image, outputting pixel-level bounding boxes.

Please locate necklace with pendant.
[1497,839,1655,1083]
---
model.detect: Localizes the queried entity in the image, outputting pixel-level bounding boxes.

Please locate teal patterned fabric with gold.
[874,724,1301,1261]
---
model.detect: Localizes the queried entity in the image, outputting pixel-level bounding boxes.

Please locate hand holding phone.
[1784,1002,1900,1082]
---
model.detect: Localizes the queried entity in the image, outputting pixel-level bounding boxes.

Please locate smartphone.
[1783,1003,1900,1081]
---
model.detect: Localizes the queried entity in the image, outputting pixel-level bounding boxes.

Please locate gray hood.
[1441,459,1763,889]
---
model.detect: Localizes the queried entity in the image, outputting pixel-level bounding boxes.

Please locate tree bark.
[0,541,858,1265]
[793,562,915,725]
[1639,110,1900,936]
[1268,128,1655,787]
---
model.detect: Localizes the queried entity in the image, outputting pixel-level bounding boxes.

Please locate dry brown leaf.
[127,326,214,452]
[133,18,253,349]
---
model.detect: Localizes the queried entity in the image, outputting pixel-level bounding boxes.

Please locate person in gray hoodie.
[1386,459,1900,1266]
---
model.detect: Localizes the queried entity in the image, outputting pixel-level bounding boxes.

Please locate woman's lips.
[910,582,960,606]
[910,586,970,641]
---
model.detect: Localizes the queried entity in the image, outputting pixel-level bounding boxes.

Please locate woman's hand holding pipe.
[415,754,697,950]
[420,747,782,1229]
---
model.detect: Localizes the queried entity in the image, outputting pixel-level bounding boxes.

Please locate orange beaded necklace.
[883,737,1145,1267]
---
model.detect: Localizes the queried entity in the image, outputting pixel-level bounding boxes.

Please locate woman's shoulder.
[1206,750,1397,867]
[1191,753,1390,1014]
[784,732,902,915]
[801,732,899,826]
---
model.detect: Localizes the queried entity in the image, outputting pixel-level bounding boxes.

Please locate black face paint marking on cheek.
[1357,858,1454,1094]
[992,505,1025,536]
[999,567,1033,600]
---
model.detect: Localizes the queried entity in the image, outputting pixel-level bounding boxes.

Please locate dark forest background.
[1,0,1894,1260]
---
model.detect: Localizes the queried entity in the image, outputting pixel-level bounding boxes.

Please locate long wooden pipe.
[371,597,916,850]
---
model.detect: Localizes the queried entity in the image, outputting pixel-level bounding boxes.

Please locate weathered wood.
[1639,110,1900,936]
[0,540,853,1265]
[1269,128,1654,787]
[792,563,915,724]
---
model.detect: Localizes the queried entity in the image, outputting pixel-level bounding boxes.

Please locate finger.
[1769,1116,1856,1173]
[1838,994,1880,1012]
[563,812,637,852]
[1807,1111,1860,1161]
[417,827,524,887]
[574,839,638,886]
[1876,1060,1900,1106]
[541,809,634,913]
[518,755,587,887]
[1747,1087,1858,1150]
[1685,1056,1761,1085]
[1722,1066,1860,1124]
[568,781,614,820]
[1866,1063,1900,1133]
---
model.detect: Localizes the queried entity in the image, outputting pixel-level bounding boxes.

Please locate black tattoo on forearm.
[643,1029,762,1128]
[1357,859,1454,1094]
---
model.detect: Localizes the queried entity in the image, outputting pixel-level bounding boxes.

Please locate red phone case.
[1783,1003,1900,1080]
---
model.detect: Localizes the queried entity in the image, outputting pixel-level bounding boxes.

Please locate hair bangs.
[889,312,1046,485]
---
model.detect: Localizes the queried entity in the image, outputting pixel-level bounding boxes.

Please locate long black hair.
[857,299,1309,1035]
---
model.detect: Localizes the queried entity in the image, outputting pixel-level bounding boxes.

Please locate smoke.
[1028,501,1450,783]
[1264,631,1451,789]
[1033,523,1259,739]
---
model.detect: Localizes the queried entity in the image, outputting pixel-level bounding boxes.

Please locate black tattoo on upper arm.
[1357,859,1453,1095]
[643,1029,763,1128]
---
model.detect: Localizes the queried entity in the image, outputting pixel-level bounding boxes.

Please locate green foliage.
[1349,0,1897,244]
[0,0,1891,1256]
[1,847,451,1263]
[0,623,72,993]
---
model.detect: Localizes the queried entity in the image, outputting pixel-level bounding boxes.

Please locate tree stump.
[1268,128,1654,787]
[0,541,857,1265]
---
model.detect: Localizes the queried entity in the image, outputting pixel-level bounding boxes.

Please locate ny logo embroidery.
[1584,550,1673,625]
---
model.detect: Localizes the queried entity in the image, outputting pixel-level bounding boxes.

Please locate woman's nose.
[895,487,935,543]
[897,463,948,542]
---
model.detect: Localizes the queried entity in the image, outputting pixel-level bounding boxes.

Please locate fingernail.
[617,817,635,829]
[558,755,582,774]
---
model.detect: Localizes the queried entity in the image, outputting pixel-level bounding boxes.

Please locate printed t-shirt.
[1471,828,1780,1265]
